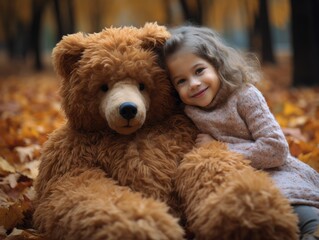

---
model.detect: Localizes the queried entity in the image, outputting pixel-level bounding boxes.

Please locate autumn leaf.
[5,228,45,240]
[0,196,24,230]
[0,157,16,176]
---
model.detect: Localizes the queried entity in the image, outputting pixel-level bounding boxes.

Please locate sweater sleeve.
[227,86,289,169]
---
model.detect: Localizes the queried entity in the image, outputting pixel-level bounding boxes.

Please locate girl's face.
[166,50,221,108]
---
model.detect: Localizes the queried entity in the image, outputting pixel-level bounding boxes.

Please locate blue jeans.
[293,205,319,240]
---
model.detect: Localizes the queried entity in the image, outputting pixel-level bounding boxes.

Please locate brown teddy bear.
[33,23,298,240]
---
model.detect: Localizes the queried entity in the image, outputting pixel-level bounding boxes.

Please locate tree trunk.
[163,0,173,26]
[259,0,275,64]
[179,0,203,25]
[67,0,75,33]
[30,0,47,70]
[291,0,319,86]
[53,0,75,41]
[248,0,275,64]
[53,0,64,41]
[0,1,24,59]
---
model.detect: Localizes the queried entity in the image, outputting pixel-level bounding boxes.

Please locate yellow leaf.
[299,152,319,173]
[275,115,289,128]
[288,116,308,128]
[0,157,16,175]
[283,102,304,116]
[298,141,317,153]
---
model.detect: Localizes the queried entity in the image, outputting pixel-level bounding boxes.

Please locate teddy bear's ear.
[52,32,87,78]
[138,22,171,51]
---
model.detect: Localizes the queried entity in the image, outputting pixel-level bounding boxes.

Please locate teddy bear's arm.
[174,141,299,240]
[33,127,185,240]
[33,167,185,240]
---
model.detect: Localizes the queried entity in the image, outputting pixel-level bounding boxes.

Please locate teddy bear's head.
[53,23,176,135]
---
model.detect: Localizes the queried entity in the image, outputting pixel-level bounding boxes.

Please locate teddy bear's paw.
[95,196,185,240]
[187,169,299,240]
[34,179,185,240]
[58,199,184,240]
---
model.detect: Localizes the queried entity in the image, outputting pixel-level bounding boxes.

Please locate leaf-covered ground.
[0,73,64,239]
[0,57,318,239]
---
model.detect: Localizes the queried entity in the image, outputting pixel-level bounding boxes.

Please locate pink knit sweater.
[185,83,319,207]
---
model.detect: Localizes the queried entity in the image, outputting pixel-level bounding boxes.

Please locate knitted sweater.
[185,83,319,207]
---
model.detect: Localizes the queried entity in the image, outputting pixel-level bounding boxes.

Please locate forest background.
[0,0,318,239]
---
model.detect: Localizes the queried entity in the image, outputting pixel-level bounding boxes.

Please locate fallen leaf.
[14,145,41,163]
[5,228,45,240]
[283,102,304,116]
[0,199,24,230]
[0,157,16,175]
[1,173,20,189]
[16,160,40,180]
[283,128,308,142]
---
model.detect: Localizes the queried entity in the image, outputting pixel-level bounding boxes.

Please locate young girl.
[162,25,319,240]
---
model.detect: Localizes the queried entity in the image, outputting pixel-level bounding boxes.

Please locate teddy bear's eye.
[100,84,108,92]
[139,83,145,91]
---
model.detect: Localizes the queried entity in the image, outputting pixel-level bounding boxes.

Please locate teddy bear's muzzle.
[100,83,148,135]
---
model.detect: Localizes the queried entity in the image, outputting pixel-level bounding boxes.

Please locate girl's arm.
[227,86,289,169]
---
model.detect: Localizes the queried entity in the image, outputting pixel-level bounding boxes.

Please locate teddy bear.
[33,22,299,240]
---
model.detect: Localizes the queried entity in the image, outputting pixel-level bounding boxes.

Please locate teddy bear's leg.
[176,142,299,240]
[34,168,184,240]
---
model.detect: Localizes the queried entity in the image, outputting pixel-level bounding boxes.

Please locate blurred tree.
[248,0,276,64]
[74,0,106,33]
[163,0,173,26]
[0,0,31,59]
[291,0,319,86]
[206,0,276,64]
[72,0,168,32]
[53,0,75,41]
[0,0,48,71]
[179,0,203,25]
[30,0,48,70]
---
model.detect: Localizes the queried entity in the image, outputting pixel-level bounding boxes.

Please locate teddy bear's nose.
[119,102,138,120]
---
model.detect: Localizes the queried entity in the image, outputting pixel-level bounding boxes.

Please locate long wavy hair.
[161,25,261,89]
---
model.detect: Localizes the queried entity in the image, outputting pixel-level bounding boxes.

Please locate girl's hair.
[162,25,261,89]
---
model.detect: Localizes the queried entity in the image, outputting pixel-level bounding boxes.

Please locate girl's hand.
[195,133,215,147]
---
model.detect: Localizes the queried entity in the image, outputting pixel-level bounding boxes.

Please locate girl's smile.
[190,87,209,98]
[166,50,221,108]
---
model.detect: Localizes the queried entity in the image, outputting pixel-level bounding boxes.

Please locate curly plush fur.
[176,141,299,240]
[33,23,298,240]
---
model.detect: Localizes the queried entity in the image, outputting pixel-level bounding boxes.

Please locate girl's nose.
[189,77,201,89]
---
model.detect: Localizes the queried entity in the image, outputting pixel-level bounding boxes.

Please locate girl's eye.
[195,68,205,75]
[176,79,186,85]
[100,84,108,92]
[139,83,145,91]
